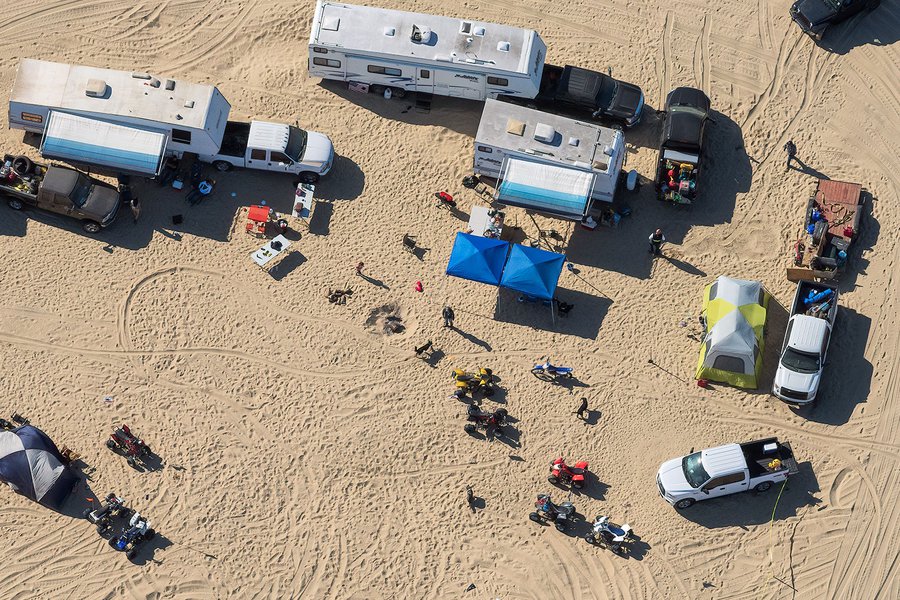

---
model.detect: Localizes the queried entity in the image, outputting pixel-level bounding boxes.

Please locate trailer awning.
[40,112,167,176]
[495,158,594,220]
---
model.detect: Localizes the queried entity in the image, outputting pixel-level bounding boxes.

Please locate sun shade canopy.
[499,244,565,300]
[446,232,510,286]
[495,158,594,220]
[41,111,168,176]
[0,425,77,510]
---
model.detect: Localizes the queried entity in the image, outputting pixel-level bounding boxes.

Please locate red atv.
[106,424,152,468]
[548,457,589,489]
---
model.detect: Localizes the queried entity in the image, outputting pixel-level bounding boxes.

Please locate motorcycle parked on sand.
[584,515,634,555]
[529,493,576,531]
[548,457,589,489]
[531,360,574,382]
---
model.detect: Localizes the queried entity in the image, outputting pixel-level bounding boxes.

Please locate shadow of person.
[360,274,390,289]
[791,159,830,180]
[452,327,492,351]
[662,254,707,277]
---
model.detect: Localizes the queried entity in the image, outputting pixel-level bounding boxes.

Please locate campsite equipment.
[402,234,419,253]
[452,367,495,399]
[84,493,131,534]
[245,204,270,237]
[695,276,769,389]
[109,511,155,561]
[415,280,424,292]
[435,191,456,209]
[106,424,152,469]
[464,405,508,436]
[584,516,634,555]
[532,360,574,382]
[529,493,576,531]
[0,425,78,509]
[548,457,589,489]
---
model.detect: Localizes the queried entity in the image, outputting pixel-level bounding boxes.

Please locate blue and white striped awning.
[495,158,594,220]
[40,111,167,176]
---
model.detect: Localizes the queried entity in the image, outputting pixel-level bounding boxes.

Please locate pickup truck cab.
[790,0,880,40]
[655,87,710,204]
[200,121,334,183]
[1,155,119,233]
[657,438,798,510]
[773,280,838,404]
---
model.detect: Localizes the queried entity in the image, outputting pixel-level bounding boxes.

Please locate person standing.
[355,262,364,277]
[784,140,798,171]
[130,196,141,223]
[442,305,455,328]
[648,228,666,256]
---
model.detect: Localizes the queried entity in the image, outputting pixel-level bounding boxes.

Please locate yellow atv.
[452,367,495,399]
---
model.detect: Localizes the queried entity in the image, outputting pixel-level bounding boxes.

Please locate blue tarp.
[446,232,509,286]
[499,244,565,300]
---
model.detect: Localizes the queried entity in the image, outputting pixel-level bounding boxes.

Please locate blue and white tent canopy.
[0,425,77,510]
[496,158,595,220]
[41,111,168,177]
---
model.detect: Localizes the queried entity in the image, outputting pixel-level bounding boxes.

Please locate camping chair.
[245,204,269,237]
[402,234,418,253]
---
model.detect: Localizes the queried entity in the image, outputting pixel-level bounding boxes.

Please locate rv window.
[172,129,192,144]
[21,112,43,124]
[368,65,402,76]
[313,47,328,54]
[313,57,341,68]
[250,149,267,161]
[487,77,509,86]
[420,69,430,79]
[477,146,493,153]
[270,151,291,164]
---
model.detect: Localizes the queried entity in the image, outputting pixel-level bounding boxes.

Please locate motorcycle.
[464,405,508,435]
[452,367,495,399]
[109,512,156,561]
[84,493,131,534]
[531,360,574,382]
[529,493,576,531]
[584,515,633,555]
[548,457,589,489]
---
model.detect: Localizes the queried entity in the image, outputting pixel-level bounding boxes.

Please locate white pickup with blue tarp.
[40,111,167,176]
[495,158,595,220]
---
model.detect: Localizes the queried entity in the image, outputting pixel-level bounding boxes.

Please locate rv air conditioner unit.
[411,25,433,43]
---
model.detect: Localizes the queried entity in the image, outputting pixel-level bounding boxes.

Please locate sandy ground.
[0,1,898,598]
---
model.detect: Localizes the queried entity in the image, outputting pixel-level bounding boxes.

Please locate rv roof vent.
[497,41,510,52]
[148,77,161,88]
[384,27,395,36]
[573,161,591,169]
[165,79,176,91]
[592,160,609,171]
[603,145,613,156]
[85,79,108,98]
[460,21,472,34]
[568,137,580,147]
[322,16,340,31]
[410,24,433,43]
[534,123,556,143]
[131,72,151,80]
[473,26,486,36]
[184,100,195,108]
[506,119,526,136]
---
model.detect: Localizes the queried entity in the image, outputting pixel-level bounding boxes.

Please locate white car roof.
[701,444,746,477]
[787,315,829,354]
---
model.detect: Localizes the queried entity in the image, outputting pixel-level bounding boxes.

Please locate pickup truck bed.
[218,121,251,158]
[741,438,799,478]
[791,280,838,321]
[0,154,40,200]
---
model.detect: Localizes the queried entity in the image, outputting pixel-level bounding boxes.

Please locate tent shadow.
[494,287,610,340]
[752,292,790,394]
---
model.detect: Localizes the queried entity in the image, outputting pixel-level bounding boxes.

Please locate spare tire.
[12,155,33,176]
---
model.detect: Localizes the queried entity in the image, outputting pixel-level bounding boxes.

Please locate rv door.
[416,68,434,94]
[434,69,485,100]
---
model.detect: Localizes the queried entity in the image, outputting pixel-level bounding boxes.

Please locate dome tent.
[0,425,77,510]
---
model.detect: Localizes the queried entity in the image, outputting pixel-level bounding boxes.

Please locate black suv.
[790,0,880,40]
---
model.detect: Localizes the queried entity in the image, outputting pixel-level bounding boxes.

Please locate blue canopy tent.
[445,232,510,285]
[499,244,566,323]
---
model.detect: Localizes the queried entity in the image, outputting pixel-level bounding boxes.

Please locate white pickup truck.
[198,121,334,183]
[657,438,798,510]
[772,280,838,405]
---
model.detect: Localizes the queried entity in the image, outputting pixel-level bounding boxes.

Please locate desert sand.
[0,0,898,598]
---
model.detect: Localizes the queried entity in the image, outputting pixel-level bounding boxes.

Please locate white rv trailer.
[9,59,231,157]
[473,99,625,219]
[308,1,546,101]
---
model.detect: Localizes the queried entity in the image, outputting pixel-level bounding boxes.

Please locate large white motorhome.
[473,99,625,219]
[308,1,545,101]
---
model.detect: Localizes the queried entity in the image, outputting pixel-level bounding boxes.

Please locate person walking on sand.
[784,140,798,171]
[648,229,666,256]
[355,262,364,277]
[442,305,455,329]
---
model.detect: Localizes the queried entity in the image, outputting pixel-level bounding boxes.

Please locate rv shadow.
[493,287,610,339]
[319,80,482,137]
[796,307,872,425]
[680,461,820,529]
[816,8,899,55]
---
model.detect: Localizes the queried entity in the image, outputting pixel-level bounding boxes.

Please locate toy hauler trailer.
[472,99,625,220]
[308,1,546,101]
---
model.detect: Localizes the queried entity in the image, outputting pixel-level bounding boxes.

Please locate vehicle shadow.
[753,291,790,395]
[319,80,482,137]
[568,471,609,501]
[0,204,27,237]
[679,461,820,528]
[795,307,872,425]
[836,191,878,293]
[817,7,899,55]
[129,532,174,566]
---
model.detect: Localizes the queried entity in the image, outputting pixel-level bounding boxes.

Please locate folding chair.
[402,234,418,253]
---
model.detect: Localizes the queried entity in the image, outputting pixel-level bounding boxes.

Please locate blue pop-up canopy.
[446,232,510,285]
[500,244,565,300]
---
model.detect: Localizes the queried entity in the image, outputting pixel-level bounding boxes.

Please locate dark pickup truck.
[500,64,645,127]
[655,87,711,205]
[790,0,880,40]
[1,154,120,233]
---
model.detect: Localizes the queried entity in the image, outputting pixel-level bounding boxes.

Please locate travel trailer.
[308,1,546,101]
[9,59,333,181]
[473,99,625,219]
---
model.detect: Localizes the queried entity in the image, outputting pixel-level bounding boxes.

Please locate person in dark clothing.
[442,305,455,328]
[648,229,666,256]
[784,140,798,171]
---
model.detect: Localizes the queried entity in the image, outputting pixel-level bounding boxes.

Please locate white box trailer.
[473,99,625,219]
[308,1,546,101]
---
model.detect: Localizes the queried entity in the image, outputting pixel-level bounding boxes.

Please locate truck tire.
[12,155,32,176]
[7,198,23,210]
[82,220,101,234]
[299,172,319,184]
[212,161,233,172]
[754,481,772,492]
[674,498,695,510]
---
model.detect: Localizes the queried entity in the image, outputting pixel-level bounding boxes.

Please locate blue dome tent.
[0,425,77,510]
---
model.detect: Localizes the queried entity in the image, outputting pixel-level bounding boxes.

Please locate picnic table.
[251,234,291,268]
[292,183,315,226]
[468,205,504,238]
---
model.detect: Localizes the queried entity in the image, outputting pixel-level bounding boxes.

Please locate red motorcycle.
[548,457,589,489]
[106,424,152,468]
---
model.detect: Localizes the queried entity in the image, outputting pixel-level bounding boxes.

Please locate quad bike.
[464,405,508,435]
[548,457,589,489]
[452,367,495,399]
[84,493,131,534]
[584,515,634,555]
[529,493,576,531]
[106,424,152,468]
[531,360,574,382]
[109,512,156,561]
